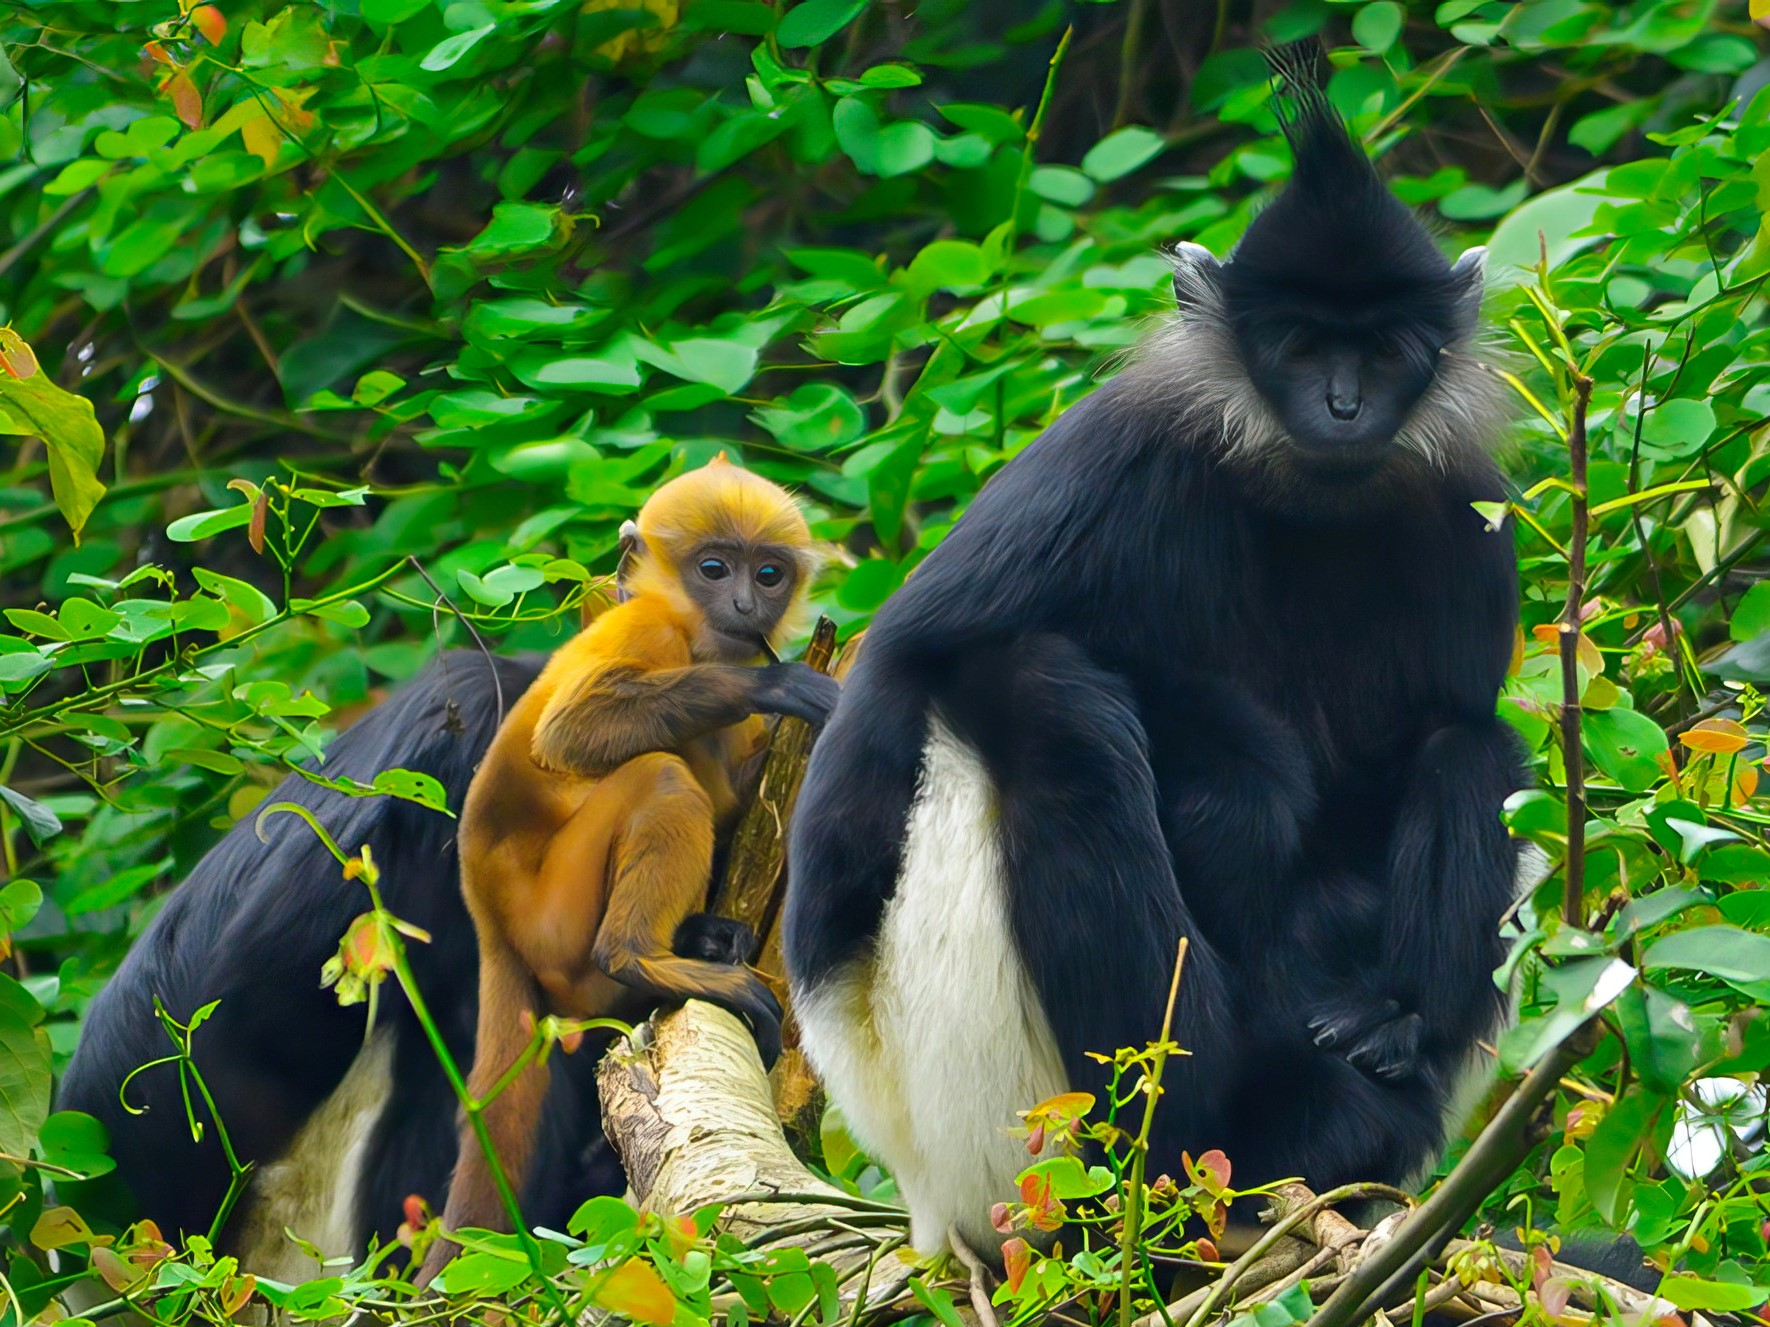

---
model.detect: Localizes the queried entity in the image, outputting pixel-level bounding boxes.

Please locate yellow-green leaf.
[0,339,107,541]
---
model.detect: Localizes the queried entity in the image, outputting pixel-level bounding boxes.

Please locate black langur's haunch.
[784,46,1522,1256]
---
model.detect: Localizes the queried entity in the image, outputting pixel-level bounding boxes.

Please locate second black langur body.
[784,49,1524,1255]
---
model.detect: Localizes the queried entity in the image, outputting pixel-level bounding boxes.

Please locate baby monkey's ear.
[1170,241,1224,315]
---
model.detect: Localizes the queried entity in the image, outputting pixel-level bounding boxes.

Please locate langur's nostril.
[733,598,754,615]
[1328,395,1362,422]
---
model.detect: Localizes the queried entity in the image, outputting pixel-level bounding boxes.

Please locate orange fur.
[418,466,818,1283]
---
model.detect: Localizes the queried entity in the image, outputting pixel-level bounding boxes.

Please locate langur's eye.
[756,564,784,588]
[698,558,730,581]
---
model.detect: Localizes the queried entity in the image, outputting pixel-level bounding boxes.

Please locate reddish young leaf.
[91,1247,136,1292]
[1002,1238,1031,1294]
[190,4,227,44]
[220,1273,256,1317]
[160,69,203,129]
[989,1202,1013,1234]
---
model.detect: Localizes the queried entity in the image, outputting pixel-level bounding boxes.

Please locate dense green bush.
[4,0,1770,1323]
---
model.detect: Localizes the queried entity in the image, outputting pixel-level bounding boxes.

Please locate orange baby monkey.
[420,460,838,1280]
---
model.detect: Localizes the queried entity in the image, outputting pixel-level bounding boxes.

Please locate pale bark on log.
[598,1001,926,1312]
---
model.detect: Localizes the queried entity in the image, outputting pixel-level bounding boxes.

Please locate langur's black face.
[1237,316,1441,474]
[685,541,800,658]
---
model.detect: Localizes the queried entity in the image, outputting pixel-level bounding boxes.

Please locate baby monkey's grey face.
[685,540,800,659]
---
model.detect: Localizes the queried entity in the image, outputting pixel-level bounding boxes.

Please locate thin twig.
[947,1227,1000,1327]
[1558,372,1595,929]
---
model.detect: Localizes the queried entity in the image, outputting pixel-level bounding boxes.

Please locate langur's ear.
[615,520,644,603]
[1170,241,1224,315]
[1448,245,1487,339]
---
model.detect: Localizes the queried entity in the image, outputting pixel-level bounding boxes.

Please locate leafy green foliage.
[1,0,1769,1322]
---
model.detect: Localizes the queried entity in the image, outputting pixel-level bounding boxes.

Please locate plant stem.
[1559,371,1595,928]
[1120,938,1188,1327]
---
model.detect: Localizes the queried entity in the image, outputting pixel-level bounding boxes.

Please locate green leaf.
[1029,165,1094,207]
[1583,1088,1655,1223]
[751,383,866,452]
[1582,706,1668,793]
[1639,399,1716,459]
[635,338,757,395]
[168,748,246,775]
[38,1110,115,1179]
[1499,957,1635,1073]
[421,23,495,72]
[1081,126,1165,181]
[166,503,253,543]
[1644,925,1770,985]
[463,202,560,256]
[776,0,868,48]
[1614,983,1704,1094]
[1352,1,1405,51]
[1654,1279,1769,1312]
[903,239,991,296]
[0,787,60,846]
[0,880,42,936]
[939,102,1024,144]
[0,365,108,542]
[907,1277,966,1327]
[370,768,450,813]
[192,567,278,626]
[512,352,642,393]
[1730,582,1770,642]
[0,975,52,1157]
[1018,1154,1114,1198]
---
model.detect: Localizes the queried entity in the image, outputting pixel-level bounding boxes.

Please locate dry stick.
[712,615,839,946]
[947,1226,1002,1327]
[1558,372,1596,929]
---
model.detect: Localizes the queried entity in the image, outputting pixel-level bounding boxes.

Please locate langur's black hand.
[672,913,761,965]
[1308,995,1424,1083]
[756,662,840,727]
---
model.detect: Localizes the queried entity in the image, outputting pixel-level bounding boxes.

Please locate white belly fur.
[796,720,1067,1255]
[230,1028,394,1282]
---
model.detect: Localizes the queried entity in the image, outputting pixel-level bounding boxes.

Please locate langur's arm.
[1378,716,1525,1037]
[1306,715,1524,1082]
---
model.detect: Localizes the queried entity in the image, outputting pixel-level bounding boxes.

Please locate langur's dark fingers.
[671,913,759,965]
[757,663,840,726]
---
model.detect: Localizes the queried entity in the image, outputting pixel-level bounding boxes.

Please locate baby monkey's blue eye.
[756,564,784,588]
[698,558,730,581]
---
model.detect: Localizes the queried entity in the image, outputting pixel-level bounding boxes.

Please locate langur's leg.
[1137,673,1317,949]
[578,753,782,1064]
[940,635,1237,1144]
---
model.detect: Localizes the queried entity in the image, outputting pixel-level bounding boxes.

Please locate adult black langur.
[784,45,1525,1258]
[58,651,666,1277]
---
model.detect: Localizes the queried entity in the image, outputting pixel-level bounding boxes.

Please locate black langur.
[784,47,1523,1257]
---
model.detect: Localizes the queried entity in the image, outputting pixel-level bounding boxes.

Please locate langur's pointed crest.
[1221,39,1477,339]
